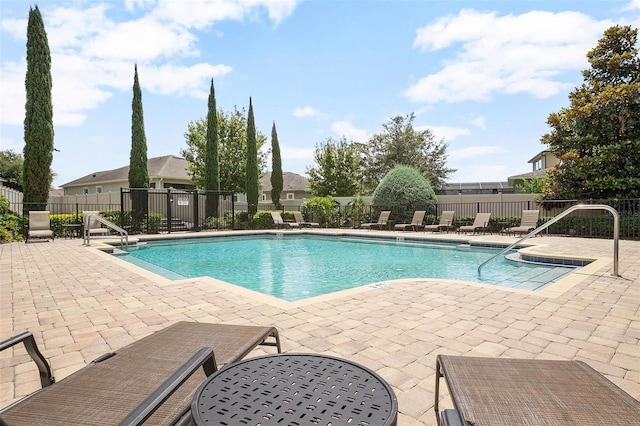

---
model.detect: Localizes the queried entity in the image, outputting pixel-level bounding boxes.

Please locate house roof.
[61,155,191,187]
[260,172,309,192]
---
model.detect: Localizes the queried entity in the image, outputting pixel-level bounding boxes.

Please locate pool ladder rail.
[478,204,619,277]
[83,213,129,250]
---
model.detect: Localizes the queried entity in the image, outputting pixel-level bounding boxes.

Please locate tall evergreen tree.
[23,6,54,211]
[204,78,220,217]
[245,97,259,216]
[129,64,149,229]
[270,122,283,209]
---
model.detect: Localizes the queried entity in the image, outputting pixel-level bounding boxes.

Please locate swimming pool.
[115,235,577,302]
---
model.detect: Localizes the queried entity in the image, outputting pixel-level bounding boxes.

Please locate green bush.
[302,196,340,227]
[372,165,436,224]
[343,197,366,228]
[0,195,24,242]
[253,210,276,229]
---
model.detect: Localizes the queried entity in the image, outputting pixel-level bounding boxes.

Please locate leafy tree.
[371,165,437,224]
[516,177,546,194]
[129,64,149,227]
[270,122,283,209]
[181,107,267,192]
[245,97,259,216]
[542,25,640,199]
[361,113,455,194]
[0,150,24,191]
[23,6,54,211]
[306,137,361,197]
[204,79,220,217]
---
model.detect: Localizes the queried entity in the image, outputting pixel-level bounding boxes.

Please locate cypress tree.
[129,64,149,229]
[204,78,220,218]
[23,6,54,212]
[270,122,283,209]
[245,97,259,216]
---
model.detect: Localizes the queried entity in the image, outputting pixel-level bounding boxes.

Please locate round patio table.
[191,353,398,425]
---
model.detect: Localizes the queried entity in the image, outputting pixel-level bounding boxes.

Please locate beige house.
[508,150,560,187]
[61,155,194,195]
[259,172,312,203]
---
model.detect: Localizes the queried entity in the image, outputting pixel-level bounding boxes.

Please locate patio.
[1,230,639,425]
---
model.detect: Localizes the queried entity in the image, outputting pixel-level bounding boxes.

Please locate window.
[96,186,103,194]
[287,193,295,200]
[261,193,266,201]
[83,187,89,194]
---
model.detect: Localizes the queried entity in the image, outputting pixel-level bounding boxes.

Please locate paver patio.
[1,230,639,425]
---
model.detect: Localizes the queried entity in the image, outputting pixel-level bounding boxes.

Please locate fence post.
[193,189,200,232]
[166,188,173,233]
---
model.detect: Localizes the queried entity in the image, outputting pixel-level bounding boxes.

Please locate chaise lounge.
[394,210,426,232]
[25,211,54,243]
[434,355,640,425]
[360,210,391,230]
[271,211,299,229]
[504,209,540,236]
[424,211,455,233]
[457,212,491,234]
[0,321,281,425]
[293,211,320,228]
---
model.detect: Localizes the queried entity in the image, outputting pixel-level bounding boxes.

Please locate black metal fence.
[7,194,640,240]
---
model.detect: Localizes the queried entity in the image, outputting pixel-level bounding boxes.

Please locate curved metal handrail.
[83,213,129,249]
[478,204,619,277]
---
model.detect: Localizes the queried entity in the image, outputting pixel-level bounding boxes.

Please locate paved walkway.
[1,230,639,425]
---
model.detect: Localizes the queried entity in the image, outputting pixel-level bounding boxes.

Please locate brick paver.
[1,230,639,425]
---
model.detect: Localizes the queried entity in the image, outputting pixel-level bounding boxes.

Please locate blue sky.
[1,0,640,188]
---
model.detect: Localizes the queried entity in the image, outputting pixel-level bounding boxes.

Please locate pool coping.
[89,229,613,309]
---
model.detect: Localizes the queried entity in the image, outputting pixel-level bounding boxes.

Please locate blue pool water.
[117,235,576,301]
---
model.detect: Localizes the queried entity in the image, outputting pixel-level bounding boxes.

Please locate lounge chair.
[434,355,640,425]
[293,211,319,228]
[423,211,455,233]
[457,212,491,234]
[82,210,109,238]
[394,210,426,232]
[504,209,540,236]
[271,211,299,229]
[360,210,391,230]
[26,211,54,243]
[0,321,281,425]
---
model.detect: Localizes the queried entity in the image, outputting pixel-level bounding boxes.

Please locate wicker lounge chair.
[271,211,299,229]
[435,355,640,426]
[293,211,319,228]
[26,211,54,243]
[360,210,391,230]
[423,211,454,233]
[457,212,491,234]
[504,209,540,236]
[394,211,426,232]
[0,321,281,425]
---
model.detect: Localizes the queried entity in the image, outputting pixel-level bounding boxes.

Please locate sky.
[1,0,640,189]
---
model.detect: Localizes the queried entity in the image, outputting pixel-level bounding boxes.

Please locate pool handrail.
[477,204,619,277]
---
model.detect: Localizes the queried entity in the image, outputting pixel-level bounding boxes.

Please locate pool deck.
[1,229,639,424]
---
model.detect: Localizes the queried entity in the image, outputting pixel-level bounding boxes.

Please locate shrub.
[0,195,24,242]
[343,197,367,228]
[302,196,340,227]
[372,165,436,224]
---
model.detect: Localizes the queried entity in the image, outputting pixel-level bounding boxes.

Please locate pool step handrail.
[478,204,619,277]
[83,213,129,249]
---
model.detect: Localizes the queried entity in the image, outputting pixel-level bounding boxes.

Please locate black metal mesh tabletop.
[192,353,398,426]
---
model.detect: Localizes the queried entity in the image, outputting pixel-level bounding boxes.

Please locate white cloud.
[281,145,315,160]
[471,115,486,130]
[152,0,299,30]
[143,63,233,98]
[449,145,507,161]
[406,9,613,103]
[0,136,22,152]
[417,125,470,141]
[330,121,369,142]
[293,106,321,117]
[0,61,26,125]
[624,0,640,10]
